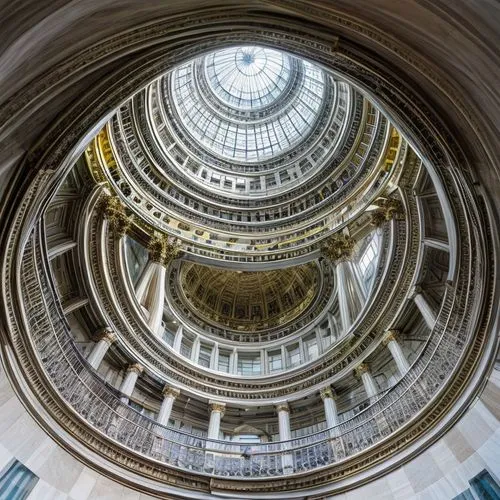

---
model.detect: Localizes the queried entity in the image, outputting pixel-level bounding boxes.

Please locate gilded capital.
[354,363,370,378]
[148,234,181,266]
[162,386,180,399]
[321,233,356,264]
[96,193,131,236]
[382,329,400,346]
[127,363,144,375]
[370,197,405,227]
[275,403,290,413]
[208,401,226,415]
[94,327,116,344]
[320,387,337,400]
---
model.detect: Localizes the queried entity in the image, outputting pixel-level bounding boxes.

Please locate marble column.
[135,261,166,336]
[157,386,180,426]
[382,330,410,376]
[87,328,116,369]
[336,260,352,333]
[423,237,449,252]
[191,336,201,363]
[276,403,294,473]
[412,286,437,329]
[173,324,183,352]
[320,387,339,429]
[119,363,143,404]
[336,259,364,334]
[327,312,337,339]
[207,401,226,440]
[355,363,378,400]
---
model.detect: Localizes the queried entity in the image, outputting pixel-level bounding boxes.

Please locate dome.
[179,262,320,332]
[1,6,498,500]
[171,45,326,162]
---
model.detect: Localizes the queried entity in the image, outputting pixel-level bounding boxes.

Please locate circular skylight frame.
[170,45,327,163]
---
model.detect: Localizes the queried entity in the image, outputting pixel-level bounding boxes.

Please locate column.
[173,324,183,352]
[412,286,437,329]
[276,403,294,473]
[229,348,237,374]
[336,260,352,333]
[157,386,180,426]
[207,401,226,440]
[327,312,337,339]
[210,344,219,370]
[354,363,378,400]
[135,261,166,336]
[191,336,201,363]
[382,330,410,376]
[87,328,116,369]
[119,363,143,403]
[423,237,449,252]
[320,387,339,429]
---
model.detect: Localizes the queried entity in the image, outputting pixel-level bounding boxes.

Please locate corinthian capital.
[148,234,181,266]
[321,233,356,264]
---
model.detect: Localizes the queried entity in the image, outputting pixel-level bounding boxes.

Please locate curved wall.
[0,1,498,499]
[0,362,498,499]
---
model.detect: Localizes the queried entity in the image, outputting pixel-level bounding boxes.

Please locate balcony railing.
[19,216,473,478]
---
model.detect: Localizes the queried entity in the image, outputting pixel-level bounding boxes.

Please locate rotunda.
[0,3,498,499]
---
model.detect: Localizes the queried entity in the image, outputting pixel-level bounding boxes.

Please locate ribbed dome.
[171,45,326,162]
[179,262,320,331]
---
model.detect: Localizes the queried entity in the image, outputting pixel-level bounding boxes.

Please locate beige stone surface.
[0,1,498,498]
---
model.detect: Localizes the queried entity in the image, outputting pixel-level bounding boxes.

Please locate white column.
[135,261,155,304]
[229,348,237,374]
[173,324,183,352]
[320,387,339,429]
[191,336,201,363]
[355,363,378,400]
[382,330,410,376]
[135,261,166,336]
[423,237,449,252]
[210,344,219,370]
[336,261,352,333]
[207,401,226,440]
[157,386,180,426]
[119,363,143,403]
[327,312,336,338]
[349,260,367,302]
[87,328,116,369]
[412,286,437,329]
[276,403,294,473]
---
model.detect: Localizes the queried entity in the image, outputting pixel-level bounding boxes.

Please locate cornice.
[0,8,496,498]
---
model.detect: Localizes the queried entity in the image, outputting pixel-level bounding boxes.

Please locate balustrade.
[16,185,474,479]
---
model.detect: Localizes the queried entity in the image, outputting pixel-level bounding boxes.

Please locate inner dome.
[179,262,320,331]
[170,44,326,162]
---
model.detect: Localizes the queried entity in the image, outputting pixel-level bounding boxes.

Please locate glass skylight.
[205,46,291,110]
[170,46,326,162]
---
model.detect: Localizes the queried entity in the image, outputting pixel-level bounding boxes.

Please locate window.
[171,46,326,163]
[198,344,212,368]
[452,491,474,500]
[359,239,377,275]
[0,459,39,500]
[469,469,500,499]
[303,334,319,361]
[237,353,261,375]
[287,344,301,368]
[268,350,282,372]
[162,329,175,346]
[180,337,192,358]
[218,351,230,373]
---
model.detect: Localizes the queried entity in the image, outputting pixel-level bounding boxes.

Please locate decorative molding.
[381,329,400,346]
[162,386,180,399]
